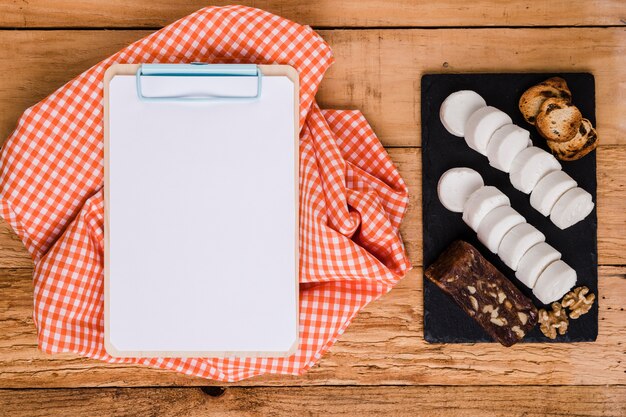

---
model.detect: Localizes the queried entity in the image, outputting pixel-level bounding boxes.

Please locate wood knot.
[201,386,226,397]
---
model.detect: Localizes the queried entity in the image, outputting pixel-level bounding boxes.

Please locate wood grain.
[0,220,32,269]
[0,17,624,417]
[0,0,624,28]
[1,146,625,269]
[1,265,624,387]
[0,29,625,148]
[319,28,626,147]
[1,386,624,417]
[1,151,623,387]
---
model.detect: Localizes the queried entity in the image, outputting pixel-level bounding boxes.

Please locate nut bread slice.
[536,98,582,142]
[519,79,572,125]
[547,118,598,161]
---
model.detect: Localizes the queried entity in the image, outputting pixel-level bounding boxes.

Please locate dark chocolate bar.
[425,240,538,346]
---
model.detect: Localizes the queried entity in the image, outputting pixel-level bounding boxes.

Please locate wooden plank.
[595,146,626,265]
[1,265,624,387]
[0,30,144,148]
[0,220,32,269]
[1,146,625,268]
[1,386,624,417]
[319,28,626,147]
[0,0,624,28]
[0,29,625,148]
[0,29,624,389]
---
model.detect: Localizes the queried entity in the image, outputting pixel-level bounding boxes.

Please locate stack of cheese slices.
[439,90,594,230]
[438,168,575,304]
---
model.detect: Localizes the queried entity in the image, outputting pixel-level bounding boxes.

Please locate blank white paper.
[107,74,297,356]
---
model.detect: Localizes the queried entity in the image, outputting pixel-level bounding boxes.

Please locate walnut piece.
[538,302,569,339]
[561,286,595,319]
[511,325,525,339]
[517,312,528,325]
[490,317,505,326]
[469,295,479,311]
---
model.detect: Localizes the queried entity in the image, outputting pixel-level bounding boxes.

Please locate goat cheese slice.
[462,186,510,232]
[437,168,484,213]
[550,187,595,230]
[533,260,577,304]
[486,124,531,173]
[530,170,577,216]
[464,106,512,155]
[477,205,525,254]
[498,222,546,271]
[439,90,487,137]
[516,242,561,289]
[509,146,561,194]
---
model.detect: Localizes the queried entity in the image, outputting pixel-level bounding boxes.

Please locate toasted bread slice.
[547,118,593,153]
[558,131,598,161]
[519,82,571,125]
[535,98,582,142]
[547,118,598,161]
[540,77,571,96]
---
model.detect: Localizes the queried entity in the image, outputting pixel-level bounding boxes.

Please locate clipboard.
[103,63,300,358]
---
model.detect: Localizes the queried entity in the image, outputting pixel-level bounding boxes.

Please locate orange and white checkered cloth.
[0,6,410,381]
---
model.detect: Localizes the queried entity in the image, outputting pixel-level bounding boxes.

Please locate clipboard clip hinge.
[135,63,262,102]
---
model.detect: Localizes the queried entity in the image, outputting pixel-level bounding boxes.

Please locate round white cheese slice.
[486,124,530,172]
[515,242,561,289]
[509,146,561,194]
[462,186,510,232]
[533,260,577,305]
[498,222,545,271]
[530,170,577,216]
[476,205,525,254]
[439,90,487,137]
[550,187,595,230]
[437,168,484,213]
[464,106,512,156]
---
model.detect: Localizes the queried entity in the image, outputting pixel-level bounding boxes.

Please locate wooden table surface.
[0,1,625,416]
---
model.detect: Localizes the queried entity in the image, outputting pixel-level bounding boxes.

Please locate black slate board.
[421,73,598,343]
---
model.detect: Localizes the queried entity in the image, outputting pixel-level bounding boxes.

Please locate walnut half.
[561,286,595,319]
[538,302,569,340]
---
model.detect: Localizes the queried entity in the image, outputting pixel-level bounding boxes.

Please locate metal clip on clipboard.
[135,63,263,102]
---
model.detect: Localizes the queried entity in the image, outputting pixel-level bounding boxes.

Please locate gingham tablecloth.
[0,5,411,381]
